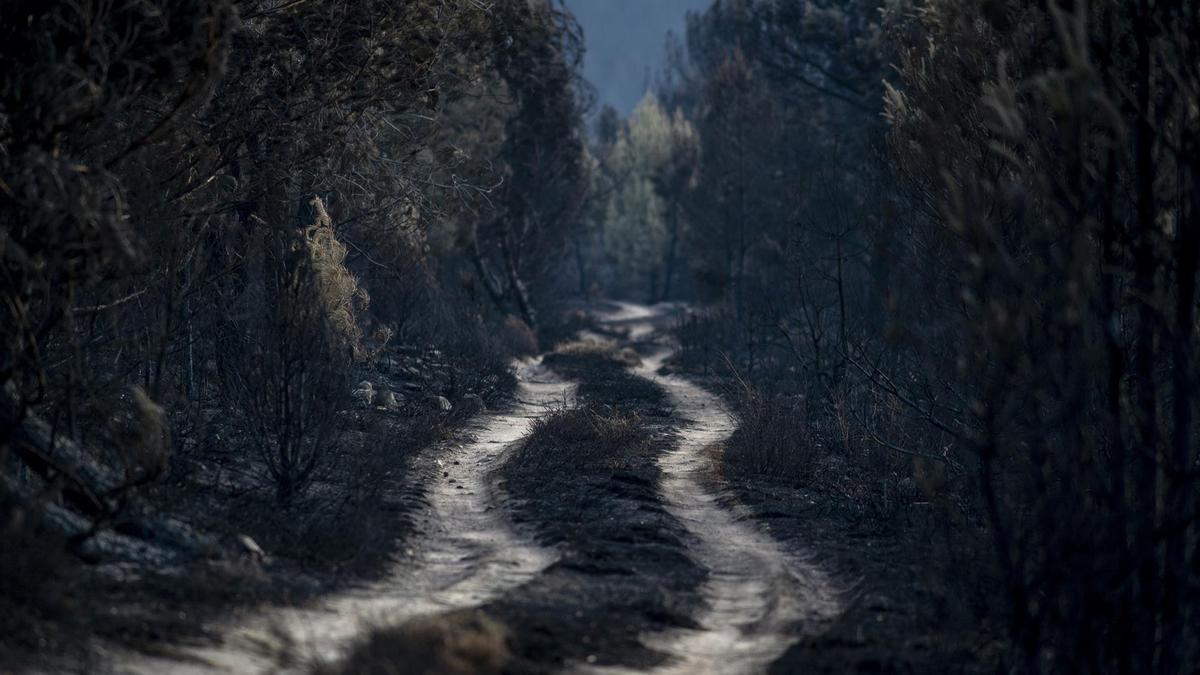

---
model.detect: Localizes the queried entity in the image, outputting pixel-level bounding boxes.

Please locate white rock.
[237,534,266,562]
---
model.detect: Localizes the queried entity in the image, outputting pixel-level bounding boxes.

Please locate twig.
[71,289,148,315]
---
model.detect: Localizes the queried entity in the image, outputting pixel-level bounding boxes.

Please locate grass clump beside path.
[314,610,510,675]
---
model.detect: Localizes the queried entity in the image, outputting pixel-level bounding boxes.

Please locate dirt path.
[591,303,840,675]
[113,360,573,674]
[108,304,840,675]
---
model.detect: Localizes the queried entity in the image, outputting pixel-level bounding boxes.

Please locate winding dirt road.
[113,303,839,674]
[590,303,839,675]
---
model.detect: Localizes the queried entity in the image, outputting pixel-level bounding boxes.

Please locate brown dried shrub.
[318,610,510,675]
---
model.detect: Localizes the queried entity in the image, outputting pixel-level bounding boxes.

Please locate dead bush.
[511,406,646,473]
[220,223,354,504]
[497,315,538,357]
[726,393,824,483]
[107,386,172,486]
[392,285,517,404]
[304,196,370,359]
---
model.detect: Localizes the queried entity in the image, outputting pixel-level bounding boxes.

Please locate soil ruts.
[480,348,705,672]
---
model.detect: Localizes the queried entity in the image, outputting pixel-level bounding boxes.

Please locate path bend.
[591,303,840,675]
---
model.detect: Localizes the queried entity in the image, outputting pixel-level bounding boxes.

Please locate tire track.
[591,304,840,675]
[114,359,573,674]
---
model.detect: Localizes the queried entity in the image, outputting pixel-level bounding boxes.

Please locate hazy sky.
[563,0,712,116]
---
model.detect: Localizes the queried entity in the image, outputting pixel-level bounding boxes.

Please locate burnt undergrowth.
[0,338,516,669]
[666,339,1001,674]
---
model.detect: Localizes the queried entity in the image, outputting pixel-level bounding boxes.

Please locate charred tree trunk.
[1131,9,1161,669]
[661,196,681,302]
[471,228,509,311]
[499,226,538,333]
[1162,161,1199,675]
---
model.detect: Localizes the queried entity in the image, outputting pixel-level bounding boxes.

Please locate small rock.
[237,534,266,563]
[430,395,452,412]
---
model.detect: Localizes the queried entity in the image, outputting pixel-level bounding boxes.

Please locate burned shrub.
[725,393,822,483]
[220,207,364,504]
[318,610,510,675]
[511,406,644,473]
[497,316,539,358]
[106,386,172,487]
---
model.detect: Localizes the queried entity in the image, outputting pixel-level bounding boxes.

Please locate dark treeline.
[582,0,1200,672]
[3,0,1200,673]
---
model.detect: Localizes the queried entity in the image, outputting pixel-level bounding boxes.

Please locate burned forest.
[2,1,1200,673]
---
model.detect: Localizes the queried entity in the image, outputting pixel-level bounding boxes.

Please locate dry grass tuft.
[109,386,172,485]
[304,195,369,359]
[551,338,641,367]
[510,406,645,473]
[317,610,510,675]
